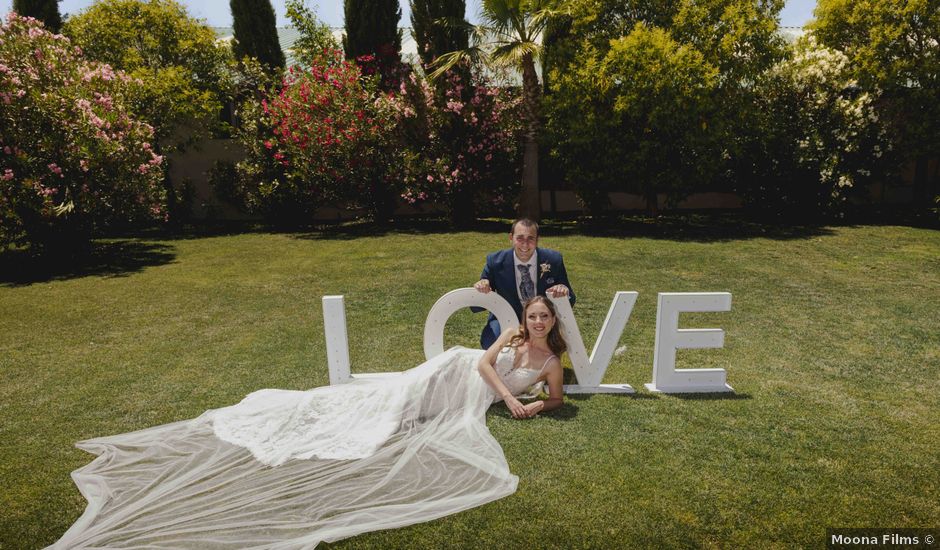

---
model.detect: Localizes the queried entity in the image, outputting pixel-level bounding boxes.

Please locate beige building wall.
[171,137,927,222]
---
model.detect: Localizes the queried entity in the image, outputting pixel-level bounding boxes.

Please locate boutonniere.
[539,263,551,278]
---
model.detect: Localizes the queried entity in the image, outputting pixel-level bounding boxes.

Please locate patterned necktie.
[518,264,534,302]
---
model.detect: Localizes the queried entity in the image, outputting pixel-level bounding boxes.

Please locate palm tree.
[430,0,560,220]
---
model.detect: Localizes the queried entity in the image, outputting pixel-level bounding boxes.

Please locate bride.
[53,296,567,548]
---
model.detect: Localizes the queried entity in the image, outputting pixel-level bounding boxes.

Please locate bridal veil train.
[53,346,546,549]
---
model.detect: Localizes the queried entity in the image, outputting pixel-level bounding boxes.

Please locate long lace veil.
[53,347,518,549]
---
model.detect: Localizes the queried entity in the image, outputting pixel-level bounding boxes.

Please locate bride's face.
[525,302,554,339]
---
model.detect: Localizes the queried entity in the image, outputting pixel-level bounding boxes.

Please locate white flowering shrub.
[738,35,892,215]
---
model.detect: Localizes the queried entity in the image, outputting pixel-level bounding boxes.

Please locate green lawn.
[1,219,938,549]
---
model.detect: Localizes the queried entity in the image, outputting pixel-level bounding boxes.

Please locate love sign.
[322,289,733,394]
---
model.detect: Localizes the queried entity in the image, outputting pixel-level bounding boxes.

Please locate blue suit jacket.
[476,247,575,348]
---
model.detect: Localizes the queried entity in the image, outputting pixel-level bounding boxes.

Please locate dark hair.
[508,296,567,356]
[510,218,539,236]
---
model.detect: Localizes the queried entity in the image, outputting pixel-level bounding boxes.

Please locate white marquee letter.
[424,288,519,359]
[644,292,733,393]
[322,295,352,385]
[548,292,637,394]
[324,289,521,385]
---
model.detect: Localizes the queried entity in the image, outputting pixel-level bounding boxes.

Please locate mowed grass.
[0,220,937,549]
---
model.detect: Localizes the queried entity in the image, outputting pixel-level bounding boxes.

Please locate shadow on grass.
[285,212,838,244]
[565,392,660,402]
[0,240,176,286]
[666,391,753,401]
[569,213,837,243]
[291,217,511,241]
[117,206,937,245]
[487,401,581,421]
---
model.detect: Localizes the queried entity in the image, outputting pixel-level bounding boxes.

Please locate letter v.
[548,292,638,393]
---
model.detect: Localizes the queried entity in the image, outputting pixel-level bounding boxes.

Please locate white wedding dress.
[53,346,551,549]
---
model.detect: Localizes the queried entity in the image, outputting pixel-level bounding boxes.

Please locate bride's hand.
[522,401,543,417]
[504,396,529,419]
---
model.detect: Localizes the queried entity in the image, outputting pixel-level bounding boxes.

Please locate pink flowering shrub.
[394,69,521,225]
[232,49,399,223]
[0,13,164,251]
[227,54,521,225]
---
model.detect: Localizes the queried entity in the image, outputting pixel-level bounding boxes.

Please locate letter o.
[424,288,519,359]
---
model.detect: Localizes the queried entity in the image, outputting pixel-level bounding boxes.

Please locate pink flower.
[48,163,63,176]
[1,169,13,181]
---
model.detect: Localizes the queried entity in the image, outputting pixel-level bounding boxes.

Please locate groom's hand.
[547,284,569,298]
[474,279,492,293]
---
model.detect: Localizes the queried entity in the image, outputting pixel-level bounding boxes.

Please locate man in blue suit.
[473,218,576,349]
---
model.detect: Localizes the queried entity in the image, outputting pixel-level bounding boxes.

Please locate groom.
[473,218,576,349]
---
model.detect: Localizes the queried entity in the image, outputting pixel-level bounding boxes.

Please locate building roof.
[779,26,807,44]
[213,25,808,82]
[212,27,419,68]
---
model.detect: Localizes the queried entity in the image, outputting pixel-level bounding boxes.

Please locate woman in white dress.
[53,296,567,549]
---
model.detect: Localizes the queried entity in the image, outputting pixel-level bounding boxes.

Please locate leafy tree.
[284,0,340,69]
[64,0,230,146]
[410,0,468,67]
[11,0,61,32]
[548,24,719,215]
[1,14,164,253]
[431,0,562,220]
[230,0,286,72]
[811,0,940,202]
[543,0,785,217]
[672,0,785,87]
[549,0,783,90]
[541,0,680,76]
[63,0,232,222]
[343,0,402,89]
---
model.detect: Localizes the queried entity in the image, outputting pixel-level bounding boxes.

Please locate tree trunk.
[449,184,475,227]
[518,55,541,220]
[154,142,180,229]
[913,155,928,204]
[520,138,540,219]
[645,188,659,217]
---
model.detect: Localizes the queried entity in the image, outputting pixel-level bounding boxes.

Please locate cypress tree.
[343,0,402,87]
[410,0,467,68]
[12,0,62,32]
[230,0,286,71]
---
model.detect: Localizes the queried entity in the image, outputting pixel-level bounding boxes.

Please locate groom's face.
[510,224,538,262]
